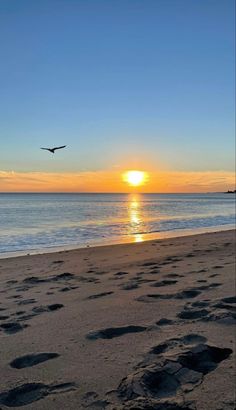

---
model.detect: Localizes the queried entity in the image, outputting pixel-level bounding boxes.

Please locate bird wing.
[40,147,50,151]
[53,145,66,150]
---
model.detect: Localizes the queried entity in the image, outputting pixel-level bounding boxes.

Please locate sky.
[0,0,235,192]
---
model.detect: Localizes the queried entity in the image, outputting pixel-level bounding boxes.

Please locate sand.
[0,230,235,410]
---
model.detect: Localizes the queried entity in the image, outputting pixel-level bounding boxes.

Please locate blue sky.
[0,0,235,176]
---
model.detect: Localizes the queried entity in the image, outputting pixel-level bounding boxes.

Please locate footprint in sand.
[18,299,36,306]
[86,291,114,300]
[0,382,76,407]
[86,325,147,340]
[0,322,28,334]
[120,282,139,290]
[59,286,79,292]
[156,318,173,326]
[150,280,178,287]
[136,288,202,303]
[114,333,232,409]
[165,273,183,278]
[10,352,60,369]
[16,304,64,323]
[141,262,158,267]
[177,309,209,320]
[177,296,236,324]
[32,303,64,313]
[114,271,129,277]
[0,315,9,320]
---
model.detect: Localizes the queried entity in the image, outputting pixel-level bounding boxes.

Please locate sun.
[122,170,148,187]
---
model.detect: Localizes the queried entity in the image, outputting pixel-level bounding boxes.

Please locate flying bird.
[40,145,67,154]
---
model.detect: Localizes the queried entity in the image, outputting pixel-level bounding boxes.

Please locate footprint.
[53,272,75,281]
[87,292,114,300]
[10,352,60,369]
[177,309,209,320]
[147,269,160,275]
[222,296,236,304]
[7,295,22,300]
[137,288,201,303]
[19,303,64,322]
[178,290,200,299]
[180,334,207,345]
[18,299,36,306]
[23,276,46,284]
[156,318,173,326]
[59,286,78,292]
[141,262,157,267]
[33,304,64,313]
[0,382,76,407]
[87,325,147,340]
[77,276,100,283]
[0,315,9,320]
[112,272,129,280]
[15,285,30,292]
[195,283,221,290]
[117,337,232,406]
[6,280,18,285]
[120,282,139,290]
[179,297,236,325]
[177,344,232,374]
[135,277,156,284]
[150,334,207,355]
[151,280,177,287]
[22,272,75,286]
[0,322,28,334]
[191,301,210,307]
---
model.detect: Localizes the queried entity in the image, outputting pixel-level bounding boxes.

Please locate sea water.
[0,193,235,255]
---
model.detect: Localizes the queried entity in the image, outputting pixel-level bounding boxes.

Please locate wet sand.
[0,230,235,409]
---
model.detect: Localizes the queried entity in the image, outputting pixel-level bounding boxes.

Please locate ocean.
[0,193,235,255]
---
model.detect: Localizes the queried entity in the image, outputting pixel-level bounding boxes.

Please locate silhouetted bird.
[40,145,66,154]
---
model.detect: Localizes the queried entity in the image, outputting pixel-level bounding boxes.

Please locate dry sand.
[0,230,235,410]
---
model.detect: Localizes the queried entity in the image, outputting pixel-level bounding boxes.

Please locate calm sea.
[0,193,235,255]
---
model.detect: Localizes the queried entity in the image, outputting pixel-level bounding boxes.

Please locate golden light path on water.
[128,194,144,243]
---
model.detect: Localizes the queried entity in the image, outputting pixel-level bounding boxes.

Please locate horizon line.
[0,191,227,195]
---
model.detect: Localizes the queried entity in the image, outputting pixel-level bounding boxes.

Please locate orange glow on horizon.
[0,169,235,193]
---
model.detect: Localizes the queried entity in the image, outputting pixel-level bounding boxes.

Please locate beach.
[0,229,235,409]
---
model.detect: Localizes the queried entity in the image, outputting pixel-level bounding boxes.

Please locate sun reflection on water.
[128,195,144,242]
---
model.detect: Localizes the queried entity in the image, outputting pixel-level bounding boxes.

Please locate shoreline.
[0,223,235,260]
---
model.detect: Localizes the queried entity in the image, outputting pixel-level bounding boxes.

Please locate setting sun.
[122,170,148,187]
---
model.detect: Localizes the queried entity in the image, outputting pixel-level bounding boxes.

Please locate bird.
[40,145,67,154]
